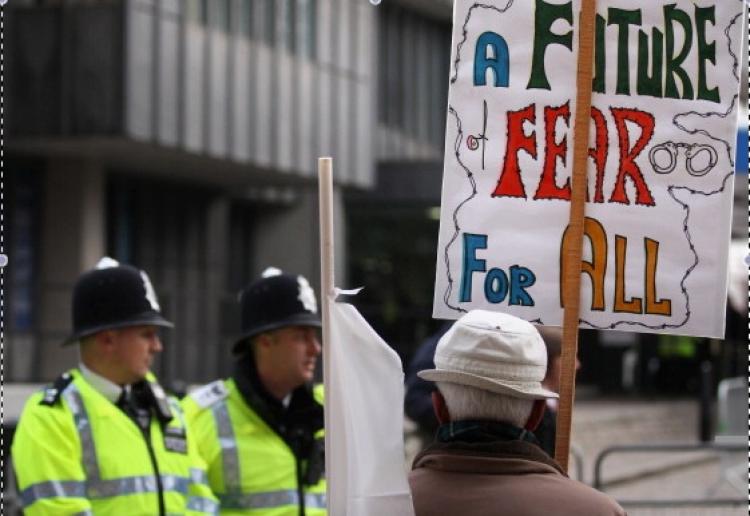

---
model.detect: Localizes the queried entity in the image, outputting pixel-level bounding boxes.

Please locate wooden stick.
[554,0,597,471]
[318,157,335,505]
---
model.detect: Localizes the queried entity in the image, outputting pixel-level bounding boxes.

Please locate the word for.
[460,233,536,305]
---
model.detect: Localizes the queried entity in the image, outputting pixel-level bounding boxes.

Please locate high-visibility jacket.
[182,379,326,516]
[12,369,218,516]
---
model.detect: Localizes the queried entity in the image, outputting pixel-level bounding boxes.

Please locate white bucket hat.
[418,310,559,400]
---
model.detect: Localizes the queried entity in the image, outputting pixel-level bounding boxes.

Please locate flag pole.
[554,0,597,471]
[318,157,335,510]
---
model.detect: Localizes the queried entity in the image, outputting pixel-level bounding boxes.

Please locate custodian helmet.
[232,268,321,354]
[63,257,173,345]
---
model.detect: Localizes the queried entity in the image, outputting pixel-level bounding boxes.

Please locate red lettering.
[493,104,537,198]
[588,107,608,203]
[534,103,571,200]
[609,108,656,206]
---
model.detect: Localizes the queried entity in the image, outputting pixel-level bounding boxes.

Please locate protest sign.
[433,0,745,339]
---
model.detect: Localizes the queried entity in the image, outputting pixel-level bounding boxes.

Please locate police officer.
[12,258,218,515]
[183,268,326,515]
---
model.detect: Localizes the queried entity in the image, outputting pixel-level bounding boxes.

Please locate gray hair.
[436,382,533,427]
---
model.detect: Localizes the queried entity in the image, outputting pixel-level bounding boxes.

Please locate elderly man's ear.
[431,391,451,424]
[525,400,546,431]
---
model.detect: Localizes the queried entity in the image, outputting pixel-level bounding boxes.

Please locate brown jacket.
[410,439,626,516]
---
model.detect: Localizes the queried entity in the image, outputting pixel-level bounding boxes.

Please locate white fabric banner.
[327,297,415,516]
[433,0,744,338]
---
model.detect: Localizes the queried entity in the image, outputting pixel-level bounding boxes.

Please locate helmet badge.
[140,271,162,311]
[297,276,317,313]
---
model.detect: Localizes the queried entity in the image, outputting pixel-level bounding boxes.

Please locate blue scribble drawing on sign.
[474,32,510,87]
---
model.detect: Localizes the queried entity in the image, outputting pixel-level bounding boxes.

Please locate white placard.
[433,0,744,338]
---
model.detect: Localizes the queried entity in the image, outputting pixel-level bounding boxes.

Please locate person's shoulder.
[15,372,78,433]
[38,371,76,407]
[558,477,626,515]
[183,379,230,414]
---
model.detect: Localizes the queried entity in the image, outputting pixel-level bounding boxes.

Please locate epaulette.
[39,372,74,407]
[190,380,229,409]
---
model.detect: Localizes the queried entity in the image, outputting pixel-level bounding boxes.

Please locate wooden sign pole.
[318,157,335,505]
[554,0,598,471]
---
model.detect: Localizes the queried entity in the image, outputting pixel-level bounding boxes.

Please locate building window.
[263,0,276,46]
[240,0,254,38]
[185,0,208,26]
[284,0,297,53]
[209,0,231,32]
[377,4,450,147]
[296,0,316,59]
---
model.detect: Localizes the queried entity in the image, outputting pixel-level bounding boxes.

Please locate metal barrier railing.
[569,442,584,483]
[593,442,747,508]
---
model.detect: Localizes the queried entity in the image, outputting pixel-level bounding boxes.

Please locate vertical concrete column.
[252,183,347,297]
[36,159,105,380]
[203,196,229,379]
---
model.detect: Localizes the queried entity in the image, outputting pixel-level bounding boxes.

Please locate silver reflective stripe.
[305,492,327,509]
[62,385,100,481]
[161,473,191,495]
[187,495,220,514]
[20,480,86,507]
[87,474,189,499]
[219,489,299,509]
[169,397,187,431]
[211,401,241,493]
[73,511,94,516]
[190,467,209,486]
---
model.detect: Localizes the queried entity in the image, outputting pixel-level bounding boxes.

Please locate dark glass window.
[240,0,253,38]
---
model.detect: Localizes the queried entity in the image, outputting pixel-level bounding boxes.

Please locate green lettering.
[637,28,664,98]
[527,0,573,90]
[695,6,720,103]
[608,8,642,95]
[592,14,606,93]
[664,4,694,100]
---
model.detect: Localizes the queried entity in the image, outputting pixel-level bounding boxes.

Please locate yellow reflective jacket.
[182,379,326,516]
[12,369,218,515]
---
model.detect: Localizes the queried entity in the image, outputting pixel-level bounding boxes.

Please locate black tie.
[117,388,151,431]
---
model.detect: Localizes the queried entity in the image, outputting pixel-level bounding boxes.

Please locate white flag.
[326,296,415,516]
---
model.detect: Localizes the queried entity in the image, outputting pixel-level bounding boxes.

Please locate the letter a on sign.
[474,32,510,87]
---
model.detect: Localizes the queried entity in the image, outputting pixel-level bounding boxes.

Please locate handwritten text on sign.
[433,0,744,338]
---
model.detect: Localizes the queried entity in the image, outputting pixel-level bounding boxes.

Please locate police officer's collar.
[78,362,123,404]
[233,351,288,412]
[232,352,323,432]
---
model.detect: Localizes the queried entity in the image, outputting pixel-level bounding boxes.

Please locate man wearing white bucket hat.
[409,310,625,516]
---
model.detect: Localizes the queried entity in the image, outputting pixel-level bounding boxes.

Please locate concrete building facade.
[7,0,452,385]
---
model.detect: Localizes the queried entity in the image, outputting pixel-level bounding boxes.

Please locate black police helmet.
[63,257,173,345]
[232,268,321,354]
